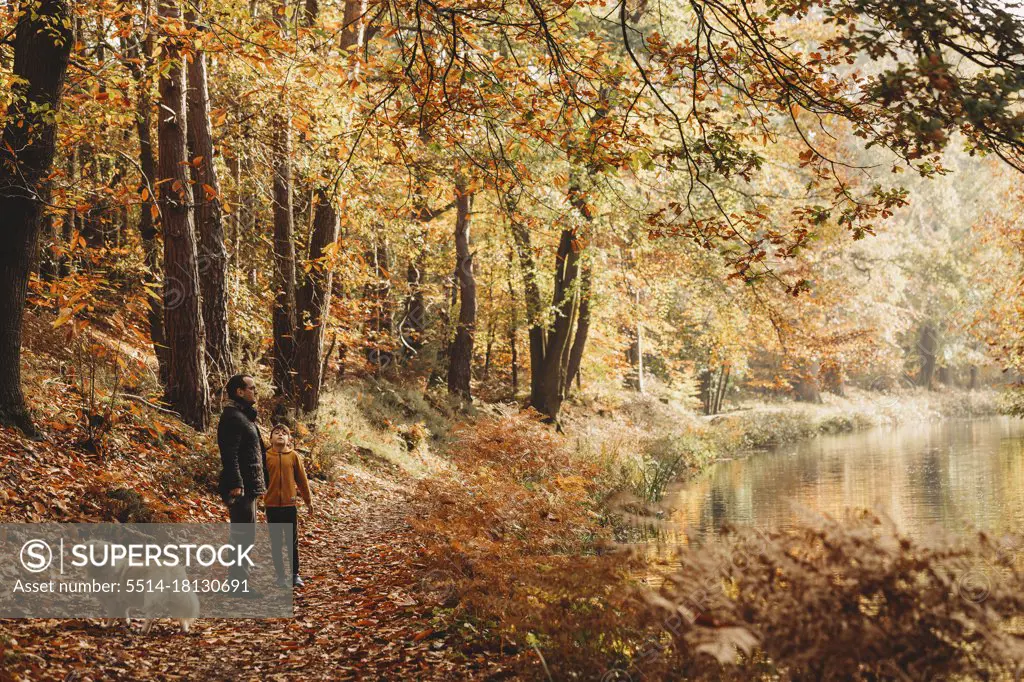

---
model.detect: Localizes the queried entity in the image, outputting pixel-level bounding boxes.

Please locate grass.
[310,381,455,480]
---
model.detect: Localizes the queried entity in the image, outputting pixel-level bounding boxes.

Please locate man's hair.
[225,374,252,400]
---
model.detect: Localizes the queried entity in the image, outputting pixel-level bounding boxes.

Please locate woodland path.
[1,468,512,681]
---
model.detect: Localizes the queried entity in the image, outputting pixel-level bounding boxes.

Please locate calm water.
[665,416,1024,543]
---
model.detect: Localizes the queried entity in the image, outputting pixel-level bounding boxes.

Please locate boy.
[264,424,313,587]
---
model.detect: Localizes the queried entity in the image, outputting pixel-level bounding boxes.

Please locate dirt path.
[1,470,512,681]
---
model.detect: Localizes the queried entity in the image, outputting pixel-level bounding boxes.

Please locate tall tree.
[270,1,297,397]
[271,112,297,397]
[186,5,231,385]
[124,24,170,386]
[294,190,339,413]
[447,178,476,399]
[531,224,587,422]
[0,0,73,435]
[157,0,209,429]
[290,0,360,410]
[507,160,597,424]
[505,191,545,403]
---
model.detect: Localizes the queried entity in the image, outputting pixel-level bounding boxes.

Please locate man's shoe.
[292,575,305,588]
[275,575,288,588]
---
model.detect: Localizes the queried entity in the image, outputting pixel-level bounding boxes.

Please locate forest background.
[4,0,1024,679]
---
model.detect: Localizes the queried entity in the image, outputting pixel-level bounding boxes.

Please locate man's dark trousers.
[228,495,257,585]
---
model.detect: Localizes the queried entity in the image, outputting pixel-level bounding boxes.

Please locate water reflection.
[666,416,1024,543]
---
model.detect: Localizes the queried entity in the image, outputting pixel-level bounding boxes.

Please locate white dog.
[83,540,199,634]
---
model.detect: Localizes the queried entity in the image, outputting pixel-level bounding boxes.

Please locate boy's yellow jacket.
[264,446,312,508]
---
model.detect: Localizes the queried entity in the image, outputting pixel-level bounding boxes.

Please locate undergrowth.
[413,411,1024,680]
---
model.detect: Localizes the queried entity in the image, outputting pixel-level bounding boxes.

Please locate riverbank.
[556,384,1004,508]
[393,384,1024,680]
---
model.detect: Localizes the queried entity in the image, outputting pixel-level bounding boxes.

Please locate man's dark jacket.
[217,399,268,502]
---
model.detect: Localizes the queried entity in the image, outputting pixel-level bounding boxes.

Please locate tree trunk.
[271,112,298,397]
[531,157,597,423]
[402,260,427,354]
[303,0,318,26]
[238,145,258,290]
[506,246,519,396]
[157,0,210,430]
[532,227,582,421]
[400,174,436,358]
[428,274,457,387]
[294,190,339,413]
[128,32,171,385]
[365,234,392,340]
[506,185,591,423]
[699,368,713,415]
[564,264,591,396]
[509,328,519,395]
[821,360,845,397]
[507,204,544,400]
[185,10,232,385]
[339,0,365,50]
[917,322,938,390]
[792,361,822,404]
[447,181,475,399]
[0,0,73,435]
[715,365,730,414]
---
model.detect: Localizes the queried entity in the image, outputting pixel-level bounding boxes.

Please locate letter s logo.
[20,540,52,573]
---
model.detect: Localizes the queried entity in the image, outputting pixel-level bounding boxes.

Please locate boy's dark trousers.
[267,506,299,578]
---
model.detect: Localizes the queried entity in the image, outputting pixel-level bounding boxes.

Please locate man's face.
[236,377,257,405]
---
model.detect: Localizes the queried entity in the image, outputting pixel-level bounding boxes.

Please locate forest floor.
[0,444,520,681]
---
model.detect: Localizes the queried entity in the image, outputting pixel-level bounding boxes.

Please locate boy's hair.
[270,423,291,436]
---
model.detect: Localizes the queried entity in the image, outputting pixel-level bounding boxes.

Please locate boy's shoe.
[292,575,305,588]
[274,575,289,588]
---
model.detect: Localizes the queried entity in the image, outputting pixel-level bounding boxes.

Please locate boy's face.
[271,429,291,448]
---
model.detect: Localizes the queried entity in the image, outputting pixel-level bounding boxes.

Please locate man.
[218,374,268,596]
